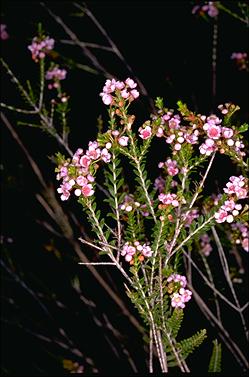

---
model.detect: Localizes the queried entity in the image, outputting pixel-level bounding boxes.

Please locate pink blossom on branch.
[99,77,140,105]
[138,125,152,140]
[28,35,55,62]
[56,140,112,201]
[46,66,67,81]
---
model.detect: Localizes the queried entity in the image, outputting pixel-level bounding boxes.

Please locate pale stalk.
[39,58,45,110]
[133,270,167,373]
[199,251,222,324]
[182,247,247,312]
[149,218,165,296]
[189,284,249,370]
[165,214,215,266]
[149,327,153,373]
[211,226,248,339]
[165,153,216,267]
[111,151,122,262]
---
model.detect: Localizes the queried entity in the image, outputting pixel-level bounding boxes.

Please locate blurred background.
[1,1,248,375]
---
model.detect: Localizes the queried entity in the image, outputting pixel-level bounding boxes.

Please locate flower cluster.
[100,78,139,105]
[152,111,199,152]
[158,158,179,176]
[192,2,219,18]
[46,65,67,89]
[223,176,248,199]
[215,176,247,224]
[200,233,213,256]
[199,114,245,157]
[230,222,249,252]
[152,104,245,160]
[121,241,153,263]
[166,273,192,309]
[0,24,9,40]
[28,35,55,62]
[158,193,179,207]
[231,52,248,71]
[56,141,112,201]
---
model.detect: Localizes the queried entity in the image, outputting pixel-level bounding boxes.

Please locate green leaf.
[238,123,249,133]
[177,329,207,359]
[155,97,164,109]
[167,309,184,338]
[208,339,222,372]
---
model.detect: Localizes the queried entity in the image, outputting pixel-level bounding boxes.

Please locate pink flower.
[120,89,130,99]
[125,78,137,89]
[156,127,164,137]
[130,89,139,99]
[102,79,117,93]
[222,127,234,139]
[76,176,88,186]
[100,93,113,105]
[74,188,82,197]
[166,134,175,144]
[165,159,179,176]
[141,244,153,257]
[46,66,67,81]
[101,148,111,163]
[223,176,248,199]
[215,209,228,223]
[199,140,217,156]
[100,78,139,105]
[168,117,181,129]
[139,125,152,140]
[174,143,182,151]
[203,123,221,139]
[79,155,91,169]
[171,293,185,309]
[28,35,55,61]
[167,274,187,287]
[159,193,179,207]
[179,288,192,302]
[115,80,125,90]
[118,136,129,146]
[58,166,68,178]
[81,184,94,197]
[121,243,136,258]
[202,2,219,17]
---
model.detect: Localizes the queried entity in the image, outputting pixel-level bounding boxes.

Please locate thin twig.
[189,284,249,370]
[211,225,248,339]
[183,247,248,312]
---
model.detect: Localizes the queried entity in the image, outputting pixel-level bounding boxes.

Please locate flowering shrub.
[1,15,248,374]
[54,76,248,372]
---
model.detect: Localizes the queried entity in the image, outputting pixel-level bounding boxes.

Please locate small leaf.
[208,339,222,373]
[238,123,249,133]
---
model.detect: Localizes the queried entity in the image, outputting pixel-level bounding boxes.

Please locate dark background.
[1,1,248,376]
